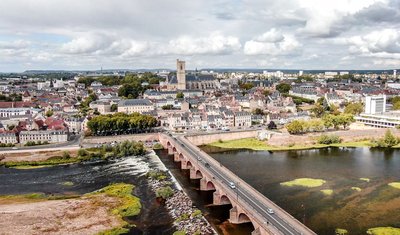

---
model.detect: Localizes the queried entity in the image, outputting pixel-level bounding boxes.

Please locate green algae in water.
[321,189,333,195]
[351,187,362,192]
[388,182,400,189]
[281,178,326,188]
[367,227,400,235]
[360,178,370,182]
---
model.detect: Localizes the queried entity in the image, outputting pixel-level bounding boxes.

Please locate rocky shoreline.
[148,173,215,235]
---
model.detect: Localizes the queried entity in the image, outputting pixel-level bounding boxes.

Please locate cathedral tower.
[177,59,186,90]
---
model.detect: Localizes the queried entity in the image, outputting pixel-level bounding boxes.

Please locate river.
[0,154,175,235]
[203,146,400,235]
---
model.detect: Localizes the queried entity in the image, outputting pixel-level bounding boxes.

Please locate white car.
[267,208,274,214]
[229,182,236,189]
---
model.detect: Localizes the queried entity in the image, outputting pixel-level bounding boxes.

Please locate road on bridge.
[172,135,315,235]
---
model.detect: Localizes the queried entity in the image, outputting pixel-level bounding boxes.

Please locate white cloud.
[244,33,301,56]
[255,28,284,43]
[167,32,241,55]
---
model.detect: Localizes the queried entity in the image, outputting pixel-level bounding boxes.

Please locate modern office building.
[365,95,386,114]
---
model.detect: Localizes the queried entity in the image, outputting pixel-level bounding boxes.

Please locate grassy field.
[207,138,372,151]
[388,182,400,189]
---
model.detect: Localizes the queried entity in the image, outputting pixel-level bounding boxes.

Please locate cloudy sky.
[0,0,399,72]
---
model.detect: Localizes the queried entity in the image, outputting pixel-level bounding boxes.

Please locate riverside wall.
[185,130,258,146]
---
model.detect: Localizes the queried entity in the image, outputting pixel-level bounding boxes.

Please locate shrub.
[78,149,88,157]
[317,135,342,144]
[62,151,71,158]
[371,130,399,148]
[156,186,174,199]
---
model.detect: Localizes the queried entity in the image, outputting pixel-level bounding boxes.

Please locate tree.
[45,110,54,117]
[276,83,291,94]
[118,84,140,98]
[111,104,118,112]
[162,104,174,110]
[286,120,304,134]
[311,103,325,118]
[240,82,254,90]
[344,102,363,115]
[267,121,277,130]
[253,108,264,115]
[263,89,271,97]
[176,92,184,99]
[372,129,399,147]
[7,124,15,131]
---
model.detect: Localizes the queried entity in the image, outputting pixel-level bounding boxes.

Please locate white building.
[118,99,154,114]
[0,108,40,118]
[0,132,17,144]
[19,130,68,144]
[234,111,252,127]
[365,95,386,114]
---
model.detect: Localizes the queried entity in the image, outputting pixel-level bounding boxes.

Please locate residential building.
[118,99,154,114]
[19,130,68,144]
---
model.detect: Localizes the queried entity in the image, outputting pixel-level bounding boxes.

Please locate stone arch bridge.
[159,133,316,235]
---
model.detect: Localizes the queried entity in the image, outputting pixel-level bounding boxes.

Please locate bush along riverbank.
[147,170,215,235]
[0,140,146,168]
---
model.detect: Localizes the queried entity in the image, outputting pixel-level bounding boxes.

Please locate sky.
[0,0,399,72]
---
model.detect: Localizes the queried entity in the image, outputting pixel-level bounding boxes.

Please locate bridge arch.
[195,170,203,179]
[220,195,231,205]
[167,141,171,148]
[172,146,177,153]
[179,153,185,160]
[206,181,216,191]
[186,161,193,169]
[238,213,253,225]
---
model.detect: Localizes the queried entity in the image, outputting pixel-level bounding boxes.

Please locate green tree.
[240,82,254,90]
[118,83,140,98]
[176,92,184,99]
[263,89,271,97]
[372,129,399,147]
[253,108,264,115]
[162,104,174,110]
[45,110,54,117]
[111,104,118,112]
[276,83,291,94]
[344,102,363,115]
[311,103,325,118]
[286,120,304,134]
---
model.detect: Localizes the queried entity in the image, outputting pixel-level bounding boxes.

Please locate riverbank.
[148,150,216,235]
[0,183,140,235]
[205,138,374,152]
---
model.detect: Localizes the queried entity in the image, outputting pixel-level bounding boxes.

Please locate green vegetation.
[2,141,145,168]
[61,181,74,186]
[147,170,168,181]
[389,96,400,111]
[155,186,174,199]
[0,143,15,147]
[161,104,174,110]
[317,135,342,144]
[388,182,400,189]
[191,209,202,218]
[90,183,141,217]
[45,110,54,117]
[207,137,371,152]
[283,94,314,105]
[371,130,399,148]
[152,143,164,150]
[320,189,333,196]
[111,104,118,112]
[280,178,326,188]
[366,227,400,235]
[286,114,354,134]
[360,178,370,182]
[24,140,49,146]
[11,165,51,169]
[175,213,190,222]
[351,187,362,192]
[97,227,130,235]
[80,92,98,116]
[239,82,254,90]
[87,113,157,136]
[176,92,184,99]
[276,83,291,93]
[173,231,186,235]
[344,102,363,115]
[0,93,22,102]
[335,228,348,235]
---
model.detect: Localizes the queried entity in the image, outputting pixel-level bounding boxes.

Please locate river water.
[203,146,400,235]
[0,155,175,235]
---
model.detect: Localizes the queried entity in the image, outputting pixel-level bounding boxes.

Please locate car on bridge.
[267,208,274,214]
[229,182,236,189]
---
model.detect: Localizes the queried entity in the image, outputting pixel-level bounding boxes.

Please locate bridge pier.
[181,160,192,170]
[167,146,173,155]
[173,152,181,162]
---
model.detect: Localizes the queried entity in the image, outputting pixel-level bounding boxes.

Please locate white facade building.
[365,95,386,114]
[118,99,154,114]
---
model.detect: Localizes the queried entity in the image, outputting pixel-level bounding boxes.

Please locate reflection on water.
[0,155,175,235]
[206,146,400,235]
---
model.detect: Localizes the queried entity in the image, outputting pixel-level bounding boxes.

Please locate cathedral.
[166,59,219,91]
